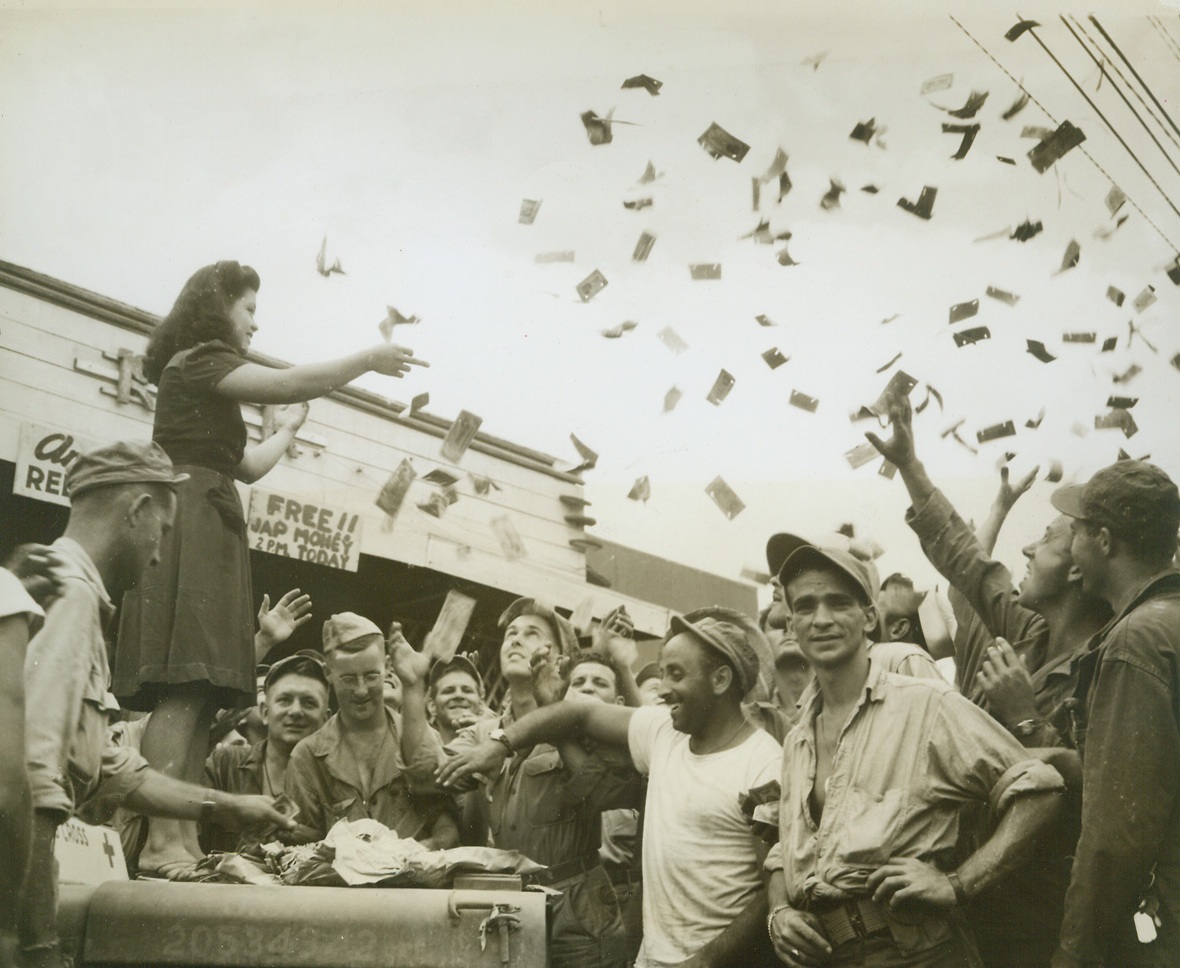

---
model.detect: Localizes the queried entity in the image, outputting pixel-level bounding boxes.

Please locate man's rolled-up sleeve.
[77,745,151,825]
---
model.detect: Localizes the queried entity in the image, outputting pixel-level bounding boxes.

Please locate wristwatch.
[1012,718,1044,738]
[489,728,514,755]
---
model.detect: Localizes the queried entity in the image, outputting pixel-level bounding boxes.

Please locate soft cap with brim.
[1049,484,1087,519]
[65,439,189,498]
[778,545,875,606]
[1051,460,1180,550]
[322,612,384,654]
[428,654,484,695]
[264,650,330,693]
[766,532,812,577]
[498,597,579,656]
[668,614,761,697]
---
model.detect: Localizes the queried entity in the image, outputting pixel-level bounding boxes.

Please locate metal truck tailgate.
[61,882,547,968]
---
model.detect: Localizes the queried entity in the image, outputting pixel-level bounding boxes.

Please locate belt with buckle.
[810,898,890,946]
[529,853,601,886]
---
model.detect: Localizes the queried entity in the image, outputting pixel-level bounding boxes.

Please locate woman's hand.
[275,401,310,434]
[368,344,430,379]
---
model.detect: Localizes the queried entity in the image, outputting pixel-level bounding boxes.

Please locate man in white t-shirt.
[440,613,784,968]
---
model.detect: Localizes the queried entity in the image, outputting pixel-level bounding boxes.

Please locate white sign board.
[248,488,363,572]
[55,818,128,885]
[13,423,100,507]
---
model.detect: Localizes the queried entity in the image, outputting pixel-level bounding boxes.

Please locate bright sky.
[3,0,1180,600]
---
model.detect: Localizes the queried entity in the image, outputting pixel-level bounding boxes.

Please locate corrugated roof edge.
[0,259,582,484]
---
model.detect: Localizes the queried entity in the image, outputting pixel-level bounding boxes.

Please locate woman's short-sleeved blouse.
[152,340,247,474]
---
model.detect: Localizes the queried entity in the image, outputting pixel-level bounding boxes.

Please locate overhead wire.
[947,14,1179,254]
[1015,16,1180,242]
[1147,15,1180,64]
[1061,15,1180,180]
[1089,16,1180,145]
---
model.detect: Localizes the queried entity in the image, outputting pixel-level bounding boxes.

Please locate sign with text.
[55,818,128,885]
[248,489,362,572]
[14,423,101,507]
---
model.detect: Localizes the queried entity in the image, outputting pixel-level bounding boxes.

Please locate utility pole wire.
[947,14,1178,254]
[1062,16,1180,181]
[1089,16,1180,145]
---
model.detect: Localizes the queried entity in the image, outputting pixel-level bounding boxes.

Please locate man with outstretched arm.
[764,545,1064,968]
[440,612,783,968]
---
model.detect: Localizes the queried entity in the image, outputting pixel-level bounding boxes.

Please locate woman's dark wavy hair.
[143,260,260,384]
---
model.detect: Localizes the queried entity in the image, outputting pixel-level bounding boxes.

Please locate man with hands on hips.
[764,544,1065,967]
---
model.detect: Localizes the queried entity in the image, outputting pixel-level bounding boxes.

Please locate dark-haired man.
[766,545,1064,968]
[440,611,783,968]
[203,651,330,851]
[425,655,489,746]
[1049,460,1180,968]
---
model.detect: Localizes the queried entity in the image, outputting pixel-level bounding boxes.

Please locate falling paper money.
[943,123,980,159]
[1105,186,1127,217]
[954,327,991,348]
[1107,395,1138,409]
[633,231,657,262]
[376,459,417,519]
[1023,340,1054,362]
[315,235,345,277]
[621,73,662,95]
[490,515,527,560]
[1028,121,1086,174]
[1113,363,1142,384]
[690,263,722,280]
[986,286,1020,306]
[760,148,789,183]
[441,411,483,463]
[845,441,880,470]
[638,160,662,184]
[424,590,478,663]
[789,390,820,413]
[518,199,542,224]
[601,320,639,339]
[417,491,454,519]
[705,476,746,520]
[1063,332,1096,344]
[1101,337,1117,352]
[581,109,619,145]
[536,251,576,263]
[871,371,917,415]
[897,186,937,220]
[1006,20,1040,41]
[1011,219,1043,242]
[1058,240,1081,273]
[628,476,652,503]
[657,327,688,354]
[570,433,599,473]
[921,73,954,95]
[577,269,609,302]
[976,421,1016,444]
[820,179,846,211]
[706,369,736,406]
[762,348,789,369]
[663,386,683,413]
[409,393,429,416]
[776,245,799,266]
[944,90,989,119]
[1095,409,1139,438]
[949,300,979,325]
[755,314,776,327]
[422,468,460,487]
[1045,460,1064,483]
[698,122,750,162]
[623,197,653,211]
[1001,91,1030,120]
[469,473,499,495]
[1132,286,1157,313]
[850,118,877,144]
[1107,286,1125,306]
[379,306,420,341]
[1026,407,1046,429]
